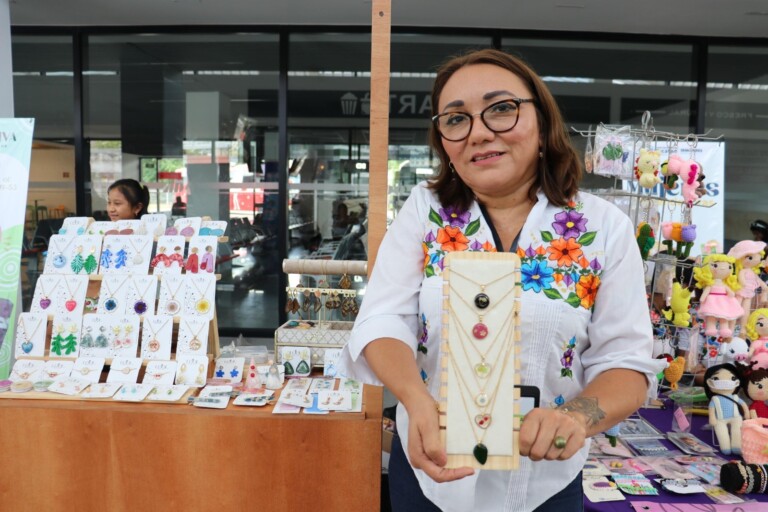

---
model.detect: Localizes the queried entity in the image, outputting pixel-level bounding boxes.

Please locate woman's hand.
[518,407,588,461]
[405,393,475,483]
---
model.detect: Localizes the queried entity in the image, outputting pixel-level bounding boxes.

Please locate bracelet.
[746,464,754,494]
[757,464,767,494]
[738,463,749,494]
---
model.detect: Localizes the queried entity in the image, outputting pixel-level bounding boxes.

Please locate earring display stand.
[440,251,522,470]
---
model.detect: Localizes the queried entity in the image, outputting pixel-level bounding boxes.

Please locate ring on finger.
[553,435,567,450]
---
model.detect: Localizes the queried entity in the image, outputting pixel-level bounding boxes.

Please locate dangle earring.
[100,245,113,269]
[96,326,109,348]
[70,246,85,274]
[448,162,456,175]
[81,326,94,349]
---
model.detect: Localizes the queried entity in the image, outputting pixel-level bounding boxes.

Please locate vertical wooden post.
[367,0,391,278]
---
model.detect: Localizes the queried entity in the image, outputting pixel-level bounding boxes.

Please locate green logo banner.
[0,118,35,379]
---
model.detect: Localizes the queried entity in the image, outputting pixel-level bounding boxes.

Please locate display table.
[586,404,768,511]
[0,384,383,511]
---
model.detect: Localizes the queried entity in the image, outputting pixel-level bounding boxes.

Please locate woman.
[107,178,149,221]
[338,49,658,511]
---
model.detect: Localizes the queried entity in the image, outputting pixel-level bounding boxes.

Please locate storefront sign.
[0,118,35,378]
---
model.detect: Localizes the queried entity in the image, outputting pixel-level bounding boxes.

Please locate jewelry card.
[113,383,154,402]
[98,275,132,315]
[14,312,47,357]
[30,274,63,314]
[141,213,168,238]
[58,216,92,236]
[140,315,174,360]
[9,359,45,382]
[317,390,352,411]
[81,382,121,399]
[177,316,210,355]
[323,348,342,377]
[281,388,313,408]
[183,274,216,319]
[284,376,312,393]
[308,377,335,394]
[175,354,209,387]
[79,314,112,358]
[50,313,83,358]
[99,234,153,274]
[124,275,158,316]
[186,236,218,274]
[71,357,105,383]
[169,216,202,237]
[68,235,104,275]
[157,274,186,316]
[146,384,189,402]
[582,477,625,503]
[280,346,311,377]
[107,357,142,383]
[152,236,185,275]
[143,360,177,386]
[86,221,117,236]
[441,251,522,471]
[116,219,144,235]
[302,393,331,415]
[47,378,89,396]
[110,315,141,358]
[335,378,363,413]
[199,220,226,237]
[213,357,245,383]
[232,392,272,407]
[194,385,233,409]
[42,359,75,382]
[43,234,79,274]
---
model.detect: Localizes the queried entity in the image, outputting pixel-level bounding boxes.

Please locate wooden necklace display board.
[439,251,522,470]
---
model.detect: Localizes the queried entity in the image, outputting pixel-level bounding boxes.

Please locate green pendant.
[296,360,310,374]
[283,361,295,375]
[474,361,491,378]
[473,443,488,465]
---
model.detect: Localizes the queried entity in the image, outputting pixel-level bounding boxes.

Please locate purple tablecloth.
[585,405,768,511]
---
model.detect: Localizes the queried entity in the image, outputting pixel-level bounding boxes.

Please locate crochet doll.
[704,363,750,455]
[745,368,768,419]
[693,253,744,339]
[728,240,768,331]
[746,308,768,371]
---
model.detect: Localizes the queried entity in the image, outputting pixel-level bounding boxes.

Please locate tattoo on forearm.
[558,397,606,427]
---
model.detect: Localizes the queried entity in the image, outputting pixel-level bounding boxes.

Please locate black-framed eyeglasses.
[431,98,536,142]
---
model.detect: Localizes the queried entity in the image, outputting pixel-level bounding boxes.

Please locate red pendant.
[65,299,77,312]
[472,323,488,339]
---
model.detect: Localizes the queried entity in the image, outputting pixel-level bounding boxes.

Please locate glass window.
[83,33,280,333]
[706,45,768,247]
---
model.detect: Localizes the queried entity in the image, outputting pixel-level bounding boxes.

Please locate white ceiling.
[8,0,768,39]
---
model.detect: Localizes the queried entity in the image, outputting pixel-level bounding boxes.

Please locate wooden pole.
[367,0,391,278]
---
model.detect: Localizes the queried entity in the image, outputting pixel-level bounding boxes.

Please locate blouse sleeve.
[580,206,662,394]
[339,184,430,384]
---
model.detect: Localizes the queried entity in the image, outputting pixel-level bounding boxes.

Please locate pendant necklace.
[184,320,207,351]
[189,277,213,315]
[448,302,513,382]
[163,278,185,315]
[449,268,517,340]
[101,276,130,313]
[37,277,58,310]
[17,315,44,354]
[128,237,151,265]
[50,235,77,269]
[63,278,84,313]
[143,317,172,353]
[131,277,155,315]
[446,313,516,465]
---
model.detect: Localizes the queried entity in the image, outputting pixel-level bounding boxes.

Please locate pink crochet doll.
[667,154,702,207]
[727,240,768,331]
[693,253,744,339]
[745,308,768,371]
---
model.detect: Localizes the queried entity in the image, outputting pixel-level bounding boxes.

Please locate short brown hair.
[427,49,581,211]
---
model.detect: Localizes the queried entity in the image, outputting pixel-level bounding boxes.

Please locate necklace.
[143,316,172,353]
[446,313,516,465]
[131,277,156,315]
[189,277,214,315]
[129,236,151,265]
[37,276,59,310]
[162,277,185,315]
[17,315,44,354]
[101,276,130,313]
[449,268,517,339]
[448,302,513,381]
[184,320,207,351]
[63,278,84,312]
[49,235,77,269]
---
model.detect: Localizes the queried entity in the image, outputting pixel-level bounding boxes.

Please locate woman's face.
[107,188,140,221]
[742,252,762,269]
[437,63,540,201]
[710,260,733,279]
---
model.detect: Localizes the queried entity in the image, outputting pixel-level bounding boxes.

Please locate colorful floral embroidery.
[560,336,577,378]
[418,313,429,355]
[422,206,494,277]
[518,201,603,310]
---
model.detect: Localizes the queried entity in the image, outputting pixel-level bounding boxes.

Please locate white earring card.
[171,216,202,237]
[98,235,153,275]
[175,354,209,387]
[86,221,117,236]
[58,217,93,236]
[440,251,522,471]
[199,220,227,237]
[49,314,84,358]
[152,236,185,275]
[79,315,113,358]
[186,236,218,275]
[141,213,168,238]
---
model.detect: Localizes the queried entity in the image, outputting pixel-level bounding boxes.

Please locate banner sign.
[0,118,35,379]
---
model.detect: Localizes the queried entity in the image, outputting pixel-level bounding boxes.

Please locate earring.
[539,150,543,159]
[448,162,456,174]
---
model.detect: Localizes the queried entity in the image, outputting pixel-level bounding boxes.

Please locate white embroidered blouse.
[338,182,659,511]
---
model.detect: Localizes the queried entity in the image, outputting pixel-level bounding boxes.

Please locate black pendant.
[474,293,489,309]
[473,443,488,465]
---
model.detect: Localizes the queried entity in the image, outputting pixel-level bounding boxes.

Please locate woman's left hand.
[518,407,588,461]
